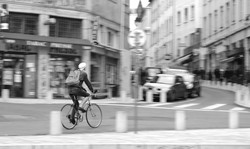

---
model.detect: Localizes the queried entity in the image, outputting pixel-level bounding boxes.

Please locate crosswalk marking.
[201,104,226,110]
[143,103,173,107]
[230,107,246,111]
[174,103,199,108]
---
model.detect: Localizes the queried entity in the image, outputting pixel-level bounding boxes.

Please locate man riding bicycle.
[68,62,94,124]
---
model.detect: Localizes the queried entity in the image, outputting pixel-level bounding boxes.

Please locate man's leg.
[70,94,79,124]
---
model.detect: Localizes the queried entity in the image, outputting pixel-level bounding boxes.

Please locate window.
[49,16,81,38]
[191,5,195,20]
[9,13,38,35]
[214,10,218,32]
[226,2,230,26]
[239,0,243,21]
[108,31,114,47]
[209,13,212,36]
[184,8,188,23]
[220,6,224,28]
[232,0,235,22]
[177,11,181,25]
[203,17,207,38]
[76,0,86,5]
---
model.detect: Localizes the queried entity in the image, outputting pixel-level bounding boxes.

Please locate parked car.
[162,68,201,98]
[142,74,188,102]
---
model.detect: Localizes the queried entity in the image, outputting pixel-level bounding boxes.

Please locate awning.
[220,57,235,63]
[175,54,192,64]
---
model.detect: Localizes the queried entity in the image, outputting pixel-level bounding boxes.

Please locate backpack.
[65,70,81,86]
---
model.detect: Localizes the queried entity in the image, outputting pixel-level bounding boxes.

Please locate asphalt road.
[0,87,249,136]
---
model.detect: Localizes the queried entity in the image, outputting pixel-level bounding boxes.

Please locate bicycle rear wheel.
[86,103,102,128]
[60,104,77,130]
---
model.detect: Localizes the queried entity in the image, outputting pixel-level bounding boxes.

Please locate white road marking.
[230,107,246,111]
[143,103,173,107]
[201,104,226,110]
[174,103,199,108]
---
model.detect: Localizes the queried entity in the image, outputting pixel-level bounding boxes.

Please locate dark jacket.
[68,70,93,96]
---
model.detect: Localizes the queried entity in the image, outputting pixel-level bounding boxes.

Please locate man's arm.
[83,72,94,92]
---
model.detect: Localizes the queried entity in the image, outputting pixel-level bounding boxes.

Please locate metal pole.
[134,46,139,134]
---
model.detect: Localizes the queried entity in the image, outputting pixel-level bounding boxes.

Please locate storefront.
[0,32,91,99]
[91,45,120,97]
[49,43,83,98]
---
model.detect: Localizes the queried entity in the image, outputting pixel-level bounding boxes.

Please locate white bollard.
[146,90,153,102]
[229,111,239,129]
[235,90,242,103]
[243,90,250,107]
[50,111,62,135]
[160,90,167,103]
[138,86,143,101]
[116,111,127,133]
[47,90,53,101]
[175,110,186,130]
[108,87,112,99]
[221,81,226,90]
[121,90,127,102]
[2,89,9,101]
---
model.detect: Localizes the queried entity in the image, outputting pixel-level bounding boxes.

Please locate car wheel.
[197,88,201,97]
[183,90,188,99]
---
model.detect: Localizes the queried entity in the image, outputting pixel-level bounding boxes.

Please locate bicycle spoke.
[86,103,102,128]
[61,104,77,130]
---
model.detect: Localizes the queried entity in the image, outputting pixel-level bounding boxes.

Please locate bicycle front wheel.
[60,104,77,130]
[86,103,102,128]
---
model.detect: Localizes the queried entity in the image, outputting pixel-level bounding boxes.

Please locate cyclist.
[68,62,94,124]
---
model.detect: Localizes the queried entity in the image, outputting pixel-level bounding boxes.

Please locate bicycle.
[60,90,102,130]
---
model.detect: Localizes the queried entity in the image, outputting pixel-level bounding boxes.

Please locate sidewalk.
[0,128,250,148]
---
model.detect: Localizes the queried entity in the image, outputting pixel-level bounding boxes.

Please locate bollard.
[116,111,127,133]
[160,90,167,103]
[243,90,250,107]
[108,87,112,99]
[229,111,239,129]
[146,90,153,102]
[121,90,127,102]
[175,110,186,130]
[235,90,242,103]
[221,81,226,90]
[2,89,9,101]
[47,90,53,101]
[50,111,62,135]
[138,86,143,101]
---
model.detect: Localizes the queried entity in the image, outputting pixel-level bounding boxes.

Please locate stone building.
[0,0,130,99]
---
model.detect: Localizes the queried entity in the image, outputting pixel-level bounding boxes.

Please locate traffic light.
[0,4,9,30]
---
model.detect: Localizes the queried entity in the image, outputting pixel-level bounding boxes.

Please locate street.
[0,87,249,136]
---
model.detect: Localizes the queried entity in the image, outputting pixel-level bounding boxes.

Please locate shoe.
[70,118,76,124]
[78,107,86,113]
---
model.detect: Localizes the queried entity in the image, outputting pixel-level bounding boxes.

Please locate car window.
[156,75,175,84]
[176,76,184,83]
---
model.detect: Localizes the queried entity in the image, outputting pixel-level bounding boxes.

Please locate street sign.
[128,29,146,47]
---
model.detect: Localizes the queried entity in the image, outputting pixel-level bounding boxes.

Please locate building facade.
[143,0,250,84]
[202,0,250,83]
[0,0,130,99]
[147,0,175,69]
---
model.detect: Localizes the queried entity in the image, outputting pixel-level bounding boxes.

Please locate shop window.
[49,16,82,39]
[49,56,80,98]
[106,64,117,85]
[9,12,38,35]
[91,64,100,82]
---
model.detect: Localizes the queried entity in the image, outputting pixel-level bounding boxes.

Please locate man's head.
[78,62,87,71]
